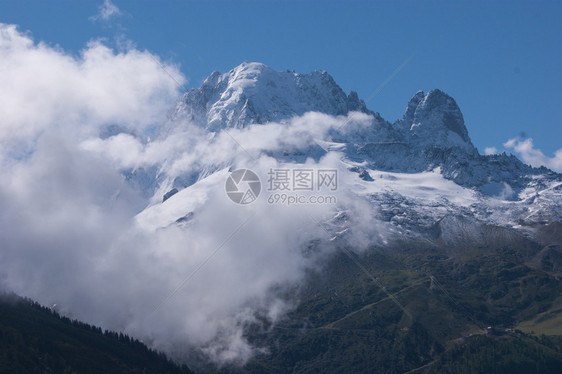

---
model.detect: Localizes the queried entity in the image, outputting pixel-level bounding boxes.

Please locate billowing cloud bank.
[0,23,183,156]
[0,24,383,366]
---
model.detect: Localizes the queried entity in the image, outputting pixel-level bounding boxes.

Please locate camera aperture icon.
[225,169,261,204]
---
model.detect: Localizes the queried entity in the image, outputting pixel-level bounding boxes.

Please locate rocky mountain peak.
[162,62,370,134]
[403,90,425,123]
[404,89,474,151]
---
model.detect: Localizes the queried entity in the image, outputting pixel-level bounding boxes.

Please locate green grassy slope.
[240,237,562,373]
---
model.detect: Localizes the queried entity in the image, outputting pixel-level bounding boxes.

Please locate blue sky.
[1,0,561,162]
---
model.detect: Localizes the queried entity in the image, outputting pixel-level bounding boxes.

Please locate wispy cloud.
[503,137,562,172]
[91,0,122,22]
[484,146,497,155]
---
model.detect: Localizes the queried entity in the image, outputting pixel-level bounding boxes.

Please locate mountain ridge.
[151,62,559,194]
[119,62,562,239]
[0,293,194,374]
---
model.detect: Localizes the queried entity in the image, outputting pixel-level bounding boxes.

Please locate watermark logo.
[267,168,337,192]
[225,169,261,204]
[266,168,337,205]
[225,168,337,206]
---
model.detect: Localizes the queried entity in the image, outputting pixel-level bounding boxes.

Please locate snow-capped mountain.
[161,62,370,134]
[162,62,552,185]
[130,62,560,241]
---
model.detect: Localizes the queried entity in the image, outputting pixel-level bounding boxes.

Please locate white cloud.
[503,137,562,172]
[1,112,374,366]
[0,23,184,155]
[0,25,382,367]
[91,0,122,21]
[503,138,517,148]
[484,146,497,155]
